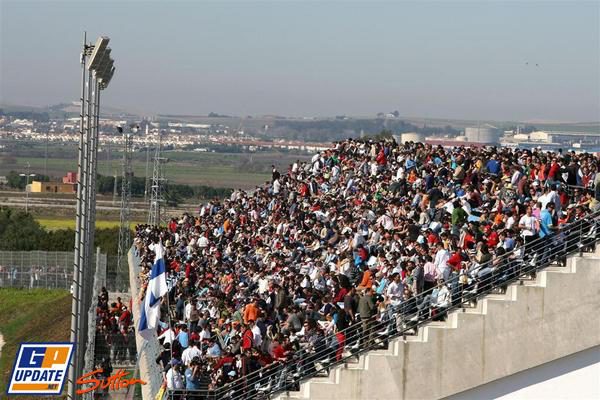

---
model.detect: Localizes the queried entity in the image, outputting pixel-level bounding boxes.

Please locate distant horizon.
[2,100,599,127]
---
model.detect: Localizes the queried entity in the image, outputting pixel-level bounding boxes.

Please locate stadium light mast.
[148,130,167,226]
[117,124,136,289]
[68,33,115,400]
[144,124,150,202]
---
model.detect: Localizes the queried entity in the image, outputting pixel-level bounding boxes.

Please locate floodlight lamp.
[95,48,112,74]
[117,126,124,134]
[88,36,110,71]
[131,124,140,134]
[94,54,113,81]
[100,66,116,90]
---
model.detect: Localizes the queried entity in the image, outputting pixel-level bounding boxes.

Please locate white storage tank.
[464,124,499,144]
[399,132,426,144]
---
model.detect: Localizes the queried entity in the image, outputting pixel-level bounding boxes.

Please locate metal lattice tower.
[69,33,115,400]
[148,131,167,226]
[117,128,134,276]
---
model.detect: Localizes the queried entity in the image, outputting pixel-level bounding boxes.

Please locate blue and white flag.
[138,242,168,340]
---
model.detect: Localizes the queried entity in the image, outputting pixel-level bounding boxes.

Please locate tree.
[0,207,122,255]
[164,188,184,207]
[5,171,50,189]
[0,208,47,250]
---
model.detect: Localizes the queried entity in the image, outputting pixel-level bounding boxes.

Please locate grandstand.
[127,139,600,399]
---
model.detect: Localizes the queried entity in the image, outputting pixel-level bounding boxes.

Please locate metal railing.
[163,210,600,400]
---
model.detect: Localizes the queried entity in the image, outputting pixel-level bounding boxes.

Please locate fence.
[106,254,131,293]
[0,250,105,290]
[83,248,107,400]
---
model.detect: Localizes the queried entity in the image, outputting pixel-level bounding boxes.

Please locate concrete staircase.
[276,248,600,400]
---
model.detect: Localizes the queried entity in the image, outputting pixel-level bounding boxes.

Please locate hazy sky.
[1,0,599,122]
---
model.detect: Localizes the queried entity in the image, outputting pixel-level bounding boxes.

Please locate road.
[0,193,199,214]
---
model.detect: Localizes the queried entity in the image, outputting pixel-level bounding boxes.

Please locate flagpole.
[164,285,174,362]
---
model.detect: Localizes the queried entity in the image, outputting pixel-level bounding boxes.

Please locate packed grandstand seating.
[132,139,599,395]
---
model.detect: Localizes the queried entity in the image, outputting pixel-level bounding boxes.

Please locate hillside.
[0,288,71,399]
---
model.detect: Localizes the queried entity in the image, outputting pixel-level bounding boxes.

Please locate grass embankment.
[0,288,71,398]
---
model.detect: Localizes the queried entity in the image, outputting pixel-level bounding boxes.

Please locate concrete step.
[343,354,365,370]
[462,299,485,314]
[543,263,573,273]
[402,327,426,343]
[369,341,399,357]
[310,368,338,385]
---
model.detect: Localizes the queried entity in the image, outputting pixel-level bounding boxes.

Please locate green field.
[0,288,71,398]
[0,148,310,190]
[36,218,142,231]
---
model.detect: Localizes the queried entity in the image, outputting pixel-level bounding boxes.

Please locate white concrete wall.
[282,253,600,400]
[128,248,164,400]
[446,346,600,400]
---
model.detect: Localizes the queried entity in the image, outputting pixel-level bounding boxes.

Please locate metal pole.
[86,78,100,325]
[118,127,133,288]
[25,169,30,214]
[44,130,48,178]
[144,125,150,202]
[78,66,94,375]
[68,32,87,400]
[106,138,111,176]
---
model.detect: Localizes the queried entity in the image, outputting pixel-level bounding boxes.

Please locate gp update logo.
[7,343,74,396]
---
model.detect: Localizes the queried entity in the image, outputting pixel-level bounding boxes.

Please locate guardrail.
[164,210,600,400]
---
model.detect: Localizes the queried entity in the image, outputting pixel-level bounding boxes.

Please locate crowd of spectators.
[94,287,136,366]
[133,139,599,395]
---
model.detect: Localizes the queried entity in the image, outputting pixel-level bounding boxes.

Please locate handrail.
[164,210,600,400]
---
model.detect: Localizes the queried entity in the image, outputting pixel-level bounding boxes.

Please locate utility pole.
[44,130,48,177]
[19,162,35,214]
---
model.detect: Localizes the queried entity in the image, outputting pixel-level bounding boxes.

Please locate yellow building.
[29,181,75,194]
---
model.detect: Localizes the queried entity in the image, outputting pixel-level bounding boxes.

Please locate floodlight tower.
[68,34,115,400]
[117,124,136,286]
[148,130,167,226]
[144,124,150,202]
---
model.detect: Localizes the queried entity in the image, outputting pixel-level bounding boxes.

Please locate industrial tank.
[464,125,499,144]
[399,132,426,144]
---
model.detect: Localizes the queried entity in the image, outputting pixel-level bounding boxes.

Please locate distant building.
[30,181,75,194]
[63,172,77,184]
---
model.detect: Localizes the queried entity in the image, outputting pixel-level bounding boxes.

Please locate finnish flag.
[138,242,168,340]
